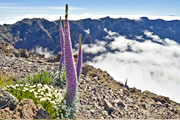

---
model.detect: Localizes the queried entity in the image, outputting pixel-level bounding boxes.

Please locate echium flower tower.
[64,4,78,106]
[59,16,65,69]
[76,34,82,79]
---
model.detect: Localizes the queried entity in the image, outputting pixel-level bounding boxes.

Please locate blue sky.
[0,0,180,24]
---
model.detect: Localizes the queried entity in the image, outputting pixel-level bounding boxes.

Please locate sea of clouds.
[84,28,180,103]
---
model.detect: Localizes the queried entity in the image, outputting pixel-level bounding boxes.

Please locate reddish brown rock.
[0,107,12,119]
[0,99,51,119]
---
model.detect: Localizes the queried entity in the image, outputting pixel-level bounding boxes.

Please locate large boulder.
[12,99,52,119]
[0,88,19,110]
[104,99,114,111]
[19,49,29,58]
[0,98,52,119]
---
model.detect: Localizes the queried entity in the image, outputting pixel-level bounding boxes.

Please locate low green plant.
[143,90,153,96]
[5,84,40,104]
[0,73,15,88]
[52,69,66,88]
[26,71,54,85]
[40,100,57,118]
[24,69,66,88]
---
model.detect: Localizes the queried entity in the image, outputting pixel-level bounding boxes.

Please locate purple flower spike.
[59,16,65,69]
[64,4,77,106]
[125,78,128,88]
[76,34,82,79]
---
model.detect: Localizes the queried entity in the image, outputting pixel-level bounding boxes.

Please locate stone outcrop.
[0,41,56,80]
[0,41,44,58]
[0,99,52,119]
[0,107,12,119]
[0,88,19,110]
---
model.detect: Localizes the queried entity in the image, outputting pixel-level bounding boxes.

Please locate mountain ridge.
[0,16,180,62]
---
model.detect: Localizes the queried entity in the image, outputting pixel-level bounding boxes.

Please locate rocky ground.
[0,41,180,119]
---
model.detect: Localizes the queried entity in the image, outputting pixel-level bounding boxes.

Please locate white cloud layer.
[82,40,106,54]
[0,14,180,25]
[0,6,84,10]
[144,30,162,42]
[32,46,54,58]
[87,29,180,103]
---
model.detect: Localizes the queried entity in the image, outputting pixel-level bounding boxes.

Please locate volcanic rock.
[0,88,18,110]
[0,99,52,119]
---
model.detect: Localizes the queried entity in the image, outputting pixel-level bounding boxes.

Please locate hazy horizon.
[0,0,180,24]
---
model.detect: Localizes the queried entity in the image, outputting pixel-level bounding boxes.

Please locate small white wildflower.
[37,83,42,87]
[37,89,41,92]
[23,87,29,91]
[40,91,44,95]
[65,113,68,118]
[49,85,53,89]
[41,87,46,91]
[25,83,30,87]
[55,94,59,98]
[34,92,38,97]
[54,106,58,110]
[44,84,48,89]
[61,105,66,109]
[47,98,51,101]
[29,89,34,92]
[40,98,47,102]
[15,84,19,87]
[9,85,16,89]
[29,85,36,88]
[44,84,51,92]
[50,100,56,105]
[35,94,41,98]
[55,99,60,104]
[19,84,23,87]
[46,93,52,97]
[61,113,64,119]
[22,89,26,92]
[54,89,58,93]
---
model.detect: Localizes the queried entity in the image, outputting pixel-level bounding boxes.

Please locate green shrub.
[52,69,66,88]
[0,73,15,88]
[40,100,57,118]
[26,71,54,85]
[4,84,39,104]
[24,70,66,88]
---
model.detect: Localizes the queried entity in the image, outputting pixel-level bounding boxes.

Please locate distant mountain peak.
[140,17,149,20]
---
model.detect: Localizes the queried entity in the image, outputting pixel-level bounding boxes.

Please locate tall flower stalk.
[76,34,82,79]
[59,17,65,69]
[125,78,128,88]
[64,4,77,106]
